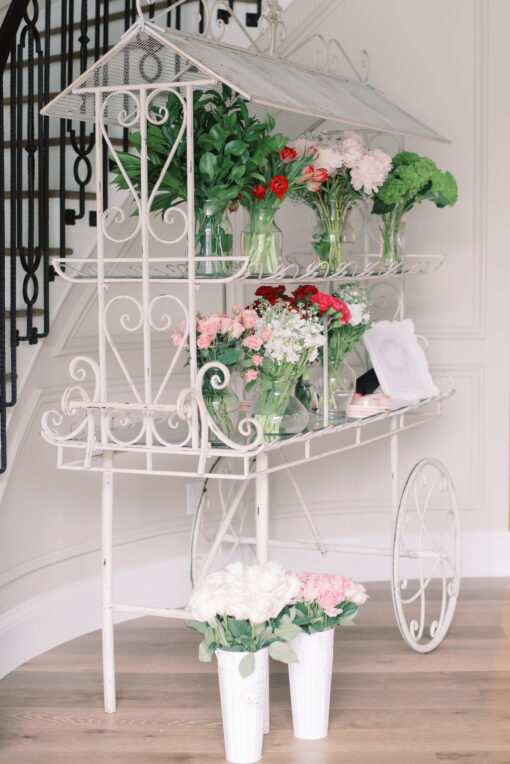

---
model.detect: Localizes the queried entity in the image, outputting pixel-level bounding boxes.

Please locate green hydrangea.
[372,151,458,215]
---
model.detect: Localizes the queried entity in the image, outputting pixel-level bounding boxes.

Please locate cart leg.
[255,452,270,734]
[102,450,116,713]
[390,420,399,519]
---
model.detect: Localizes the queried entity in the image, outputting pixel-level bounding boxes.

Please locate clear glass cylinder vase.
[195,199,233,278]
[251,378,309,440]
[313,358,356,427]
[379,209,407,266]
[312,201,355,272]
[241,206,283,276]
[202,371,240,444]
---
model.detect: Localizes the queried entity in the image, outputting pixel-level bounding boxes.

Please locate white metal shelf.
[51,254,445,285]
[45,381,454,479]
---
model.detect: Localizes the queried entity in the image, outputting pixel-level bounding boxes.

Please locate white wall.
[1,0,509,677]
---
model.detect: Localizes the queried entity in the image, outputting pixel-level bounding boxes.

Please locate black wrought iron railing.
[0,0,262,473]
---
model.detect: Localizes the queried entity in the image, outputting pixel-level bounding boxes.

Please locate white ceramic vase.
[216,647,268,764]
[287,628,335,739]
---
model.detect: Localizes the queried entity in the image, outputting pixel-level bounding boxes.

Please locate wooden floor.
[1,579,510,763]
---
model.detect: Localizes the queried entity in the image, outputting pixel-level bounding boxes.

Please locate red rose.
[269,175,289,200]
[229,202,239,213]
[313,167,328,183]
[255,285,286,301]
[279,146,298,163]
[292,284,319,302]
[253,184,267,200]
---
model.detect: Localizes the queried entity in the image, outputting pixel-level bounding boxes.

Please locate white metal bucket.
[287,628,335,739]
[216,647,268,763]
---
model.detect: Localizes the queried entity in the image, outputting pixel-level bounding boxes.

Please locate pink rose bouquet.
[284,570,368,633]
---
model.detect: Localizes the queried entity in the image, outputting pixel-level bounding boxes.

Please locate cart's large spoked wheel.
[391,458,461,653]
[190,457,255,588]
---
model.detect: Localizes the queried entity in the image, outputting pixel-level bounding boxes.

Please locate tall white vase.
[287,628,335,739]
[216,647,268,764]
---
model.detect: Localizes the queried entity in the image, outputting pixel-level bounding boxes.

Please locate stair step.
[6,309,44,319]
[2,248,72,257]
[4,136,124,150]
[5,190,95,201]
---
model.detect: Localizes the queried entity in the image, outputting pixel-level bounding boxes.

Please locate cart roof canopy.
[42,22,447,143]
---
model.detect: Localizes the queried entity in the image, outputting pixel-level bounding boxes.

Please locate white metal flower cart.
[40,0,461,717]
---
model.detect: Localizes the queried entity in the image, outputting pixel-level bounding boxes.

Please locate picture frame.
[362,319,439,402]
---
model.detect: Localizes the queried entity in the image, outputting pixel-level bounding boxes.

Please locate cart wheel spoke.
[392,458,461,653]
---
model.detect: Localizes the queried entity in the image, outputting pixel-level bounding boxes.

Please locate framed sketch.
[363,319,439,402]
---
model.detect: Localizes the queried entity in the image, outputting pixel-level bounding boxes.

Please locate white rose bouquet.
[186,561,303,676]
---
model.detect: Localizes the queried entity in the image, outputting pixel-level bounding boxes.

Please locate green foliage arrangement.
[110,84,286,215]
[186,609,301,678]
[372,151,458,216]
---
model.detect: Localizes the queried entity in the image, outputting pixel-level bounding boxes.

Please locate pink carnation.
[242,335,263,351]
[197,334,214,349]
[243,369,259,382]
[252,354,264,367]
[260,327,272,342]
[242,309,257,329]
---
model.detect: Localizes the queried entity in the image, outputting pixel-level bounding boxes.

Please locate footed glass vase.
[312,201,355,272]
[379,209,407,266]
[195,199,233,277]
[241,206,283,276]
[202,371,240,444]
[313,359,356,427]
[252,378,308,441]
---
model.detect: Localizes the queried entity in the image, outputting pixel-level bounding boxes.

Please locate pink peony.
[243,369,259,382]
[242,335,263,351]
[172,331,184,347]
[231,320,245,339]
[260,327,272,342]
[197,334,214,349]
[350,150,391,195]
[242,309,258,329]
[252,354,263,367]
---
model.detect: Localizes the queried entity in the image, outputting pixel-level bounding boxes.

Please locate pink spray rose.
[260,327,272,342]
[172,331,184,347]
[231,320,245,339]
[197,314,221,336]
[242,335,263,351]
[197,334,214,349]
[243,369,259,382]
[252,354,264,367]
[318,587,343,615]
[178,320,187,334]
[242,309,257,329]
[219,314,233,333]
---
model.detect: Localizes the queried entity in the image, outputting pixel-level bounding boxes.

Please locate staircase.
[0,0,263,473]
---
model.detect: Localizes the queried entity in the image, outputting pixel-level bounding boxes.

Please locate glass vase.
[251,378,309,440]
[312,201,355,272]
[379,209,407,266]
[295,376,313,413]
[241,205,283,276]
[195,199,233,278]
[313,359,356,427]
[202,370,240,444]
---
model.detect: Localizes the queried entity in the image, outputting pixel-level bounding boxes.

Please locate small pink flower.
[318,587,343,611]
[303,574,322,602]
[172,331,184,347]
[324,605,343,618]
[231,320,245,339]
[242,335,263,351]
[197,334,214,349]
[243,369,259,382]
[178,320,187,333]
[219,315,233,333]
[260,327,272,342]
[252,354,263,367]
[242,309,257,329]
[200,315,221,335]
[232,304,241,315]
